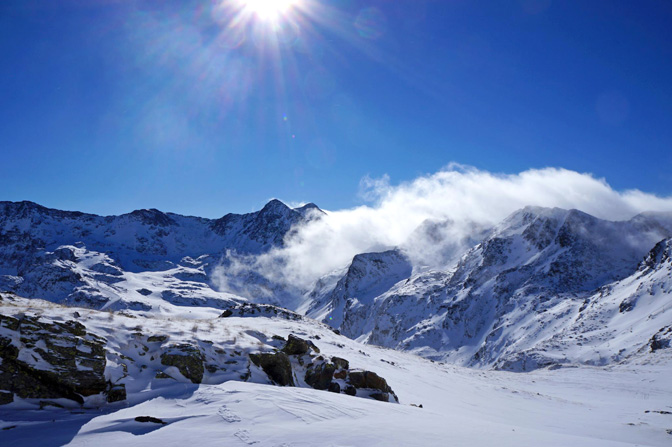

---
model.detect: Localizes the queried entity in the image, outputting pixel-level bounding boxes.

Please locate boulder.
[347,370,390,391]
[249,352,294,386]
[346,370,398,402]
[304,363,336,390]
[282,334,320,355]
[160,344,205,384]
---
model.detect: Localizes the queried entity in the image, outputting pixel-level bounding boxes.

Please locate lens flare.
[244,0,300,22]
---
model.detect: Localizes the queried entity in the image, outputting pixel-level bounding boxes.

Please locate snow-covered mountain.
[2,200,672,371]
[309,207,672,370]
[0,200,321,310]
[2,200,672,445]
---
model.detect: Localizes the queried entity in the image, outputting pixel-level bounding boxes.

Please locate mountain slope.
[314,207,672,369]
[0,200,321,310]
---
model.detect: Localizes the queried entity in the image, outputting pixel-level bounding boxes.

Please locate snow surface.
[2,295,672,446]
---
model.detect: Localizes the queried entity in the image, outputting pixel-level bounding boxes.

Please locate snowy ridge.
[0,200,321,310]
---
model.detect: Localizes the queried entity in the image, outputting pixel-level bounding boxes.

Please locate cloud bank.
[215,164,672,295]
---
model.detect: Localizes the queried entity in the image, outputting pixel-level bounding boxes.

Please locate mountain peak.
[294,202,325,220]
[260,199,291,214]
[127,208,176,227]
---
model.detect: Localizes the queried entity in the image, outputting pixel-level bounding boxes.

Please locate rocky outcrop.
[249,352,294,386]
[649,326,672,352]
[282,334,320,355]
[160,344,205,384]
[220,303,303,321]
[251,334,398,403]
[0,296,397,408]
[305,362,336,390]
[0,314,108,405]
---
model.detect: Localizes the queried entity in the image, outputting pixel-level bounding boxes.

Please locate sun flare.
[244,0,300,22]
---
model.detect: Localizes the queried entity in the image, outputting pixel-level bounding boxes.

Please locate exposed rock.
[219,303,303,321]
[0,315,107,404]
[649,326,672,352]
[328,382,341,393]
[333,370,346,380]
[346,370,398,402]
[344,385,356,396]
[249,352,294,386]
[283,334,320,355]
[147,335,169,343]
[347,370,389,391]
[305,363,336,390]
[160,344,205,384]
[331,356,349,370]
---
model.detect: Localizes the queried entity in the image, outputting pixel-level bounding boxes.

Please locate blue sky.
[1,0,671,217]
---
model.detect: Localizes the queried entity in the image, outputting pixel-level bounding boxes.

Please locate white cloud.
[215,164,672,295]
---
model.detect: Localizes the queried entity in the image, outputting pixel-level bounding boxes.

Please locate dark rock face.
[347,370,390,392]
[283,334,320,355]
[642,239,672,270]
[619,299,636,313]
[649,326,672,352]
[160,344,205,384]
[249,352,294,386]
[0,314,108,404]
[305,363,336,390]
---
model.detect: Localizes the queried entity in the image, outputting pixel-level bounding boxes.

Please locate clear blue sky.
[1,0,671,217]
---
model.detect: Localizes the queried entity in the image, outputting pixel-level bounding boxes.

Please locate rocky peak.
[126,208,176,227]
[641,238,672,270]
[0,201,87,222]
[293,203,325,220]
[259,199,292,215]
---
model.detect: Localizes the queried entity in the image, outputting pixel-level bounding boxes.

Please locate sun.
[244,0,300,22]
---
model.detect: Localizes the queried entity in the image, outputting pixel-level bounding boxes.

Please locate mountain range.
[1,199,672,445]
